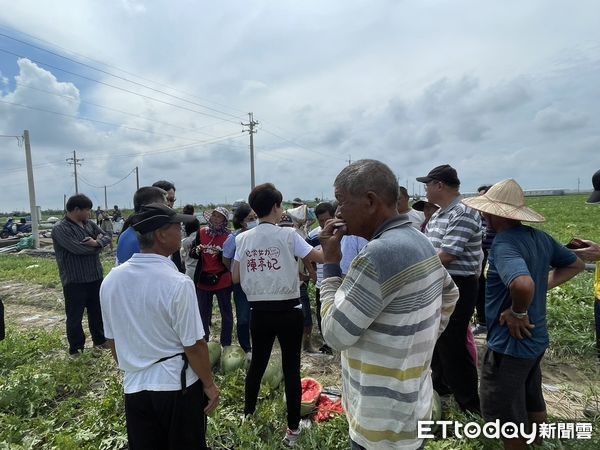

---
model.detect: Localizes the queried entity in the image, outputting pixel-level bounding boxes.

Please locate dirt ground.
[2,280,598,419]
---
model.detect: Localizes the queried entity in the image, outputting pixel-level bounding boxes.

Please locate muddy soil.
[2,280,598,419]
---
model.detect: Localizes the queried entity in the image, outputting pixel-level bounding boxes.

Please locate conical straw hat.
[462,179,545,223]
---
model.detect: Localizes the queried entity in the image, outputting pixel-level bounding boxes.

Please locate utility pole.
[347,155,352,166]
[66,150,83,194]
[23,130,39,249]
[577,177,580,193]
[135,166,140,190]
[242,112,259,190]
[104,186,108,209]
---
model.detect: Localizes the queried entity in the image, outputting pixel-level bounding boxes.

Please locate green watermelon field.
[0,194,599,449]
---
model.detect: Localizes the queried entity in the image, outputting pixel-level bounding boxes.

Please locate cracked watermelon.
[300,377,322,417]
[220,345,246,374]
[207,341,221,368]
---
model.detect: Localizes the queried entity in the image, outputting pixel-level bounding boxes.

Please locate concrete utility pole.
[347,155,352,166]
[23,130,39,249]
[104,186,108,210]
[66,150,83,194]
[242,112,259,190]
[135,166,140,190]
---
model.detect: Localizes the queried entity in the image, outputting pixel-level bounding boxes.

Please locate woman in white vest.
[232,183,323,446]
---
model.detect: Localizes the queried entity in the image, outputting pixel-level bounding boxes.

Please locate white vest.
[235,224,303,301]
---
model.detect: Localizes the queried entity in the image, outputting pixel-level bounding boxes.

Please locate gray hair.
[135,223,173,249]
[334,159,399,206]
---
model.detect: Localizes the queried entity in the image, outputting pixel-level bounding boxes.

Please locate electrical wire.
[0,31,246,121]
[78,167,135,190]
[0,98,225,142]
[0,47,242,125]
[12,81,226,138]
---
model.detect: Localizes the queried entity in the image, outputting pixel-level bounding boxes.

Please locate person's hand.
[499,308,535,340]
[203,382,220,415]
[319,219,347,264]
[81,237,99,247]
[572,239,600,262]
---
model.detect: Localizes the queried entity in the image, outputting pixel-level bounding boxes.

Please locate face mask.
[246,220,258,229]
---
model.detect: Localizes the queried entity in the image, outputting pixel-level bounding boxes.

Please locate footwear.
[319,344,333,354]
[283,425,303,447]
[472,324,487,336]
[93,342,111,350]
[245,351,252,364]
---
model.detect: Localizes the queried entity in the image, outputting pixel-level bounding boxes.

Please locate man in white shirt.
[397,186,425,229]
[101,203,220,450]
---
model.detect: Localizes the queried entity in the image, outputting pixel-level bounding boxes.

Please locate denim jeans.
[197,287,233,346]
[232,283,251,352]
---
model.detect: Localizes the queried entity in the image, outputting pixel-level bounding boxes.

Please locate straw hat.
[462,179,545,223]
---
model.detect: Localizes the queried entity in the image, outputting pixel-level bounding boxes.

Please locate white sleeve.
[99,282,114,339]
[292,230,313,258]
[170,278,205,346]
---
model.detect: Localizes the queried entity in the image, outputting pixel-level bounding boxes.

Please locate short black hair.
[398,186,409,200]
[248,183,283,218]
[152,180,176,192]
[184,218,200,236]
[314,202,335,218]
[66,194,93,212]
[133,186,167,212]
[182,204,194,215]
[232,202,252,229]
[477,185,492,193]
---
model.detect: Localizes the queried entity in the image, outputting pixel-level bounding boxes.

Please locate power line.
[0,31,245,122]
[0,24,248,116]
[0,47,242,125]
[13,81,225,138]
[0,98,222,142]
[260,127,337,160]
[78,168,135,190]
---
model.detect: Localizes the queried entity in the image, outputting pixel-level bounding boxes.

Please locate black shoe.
[319,344,333,354]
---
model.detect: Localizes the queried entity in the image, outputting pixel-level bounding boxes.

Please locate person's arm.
[90,222,112,248]
[437,250,456,267]
[52,223,102,255]
[437,209,480,267]
[572,240,600,262]
[107,338,118,364]
[222,257,232,271]
[548,258,585,289]
[498,275,536,340]
[232,260,240,284]
[319,219,381,350]
[184,340,220,415]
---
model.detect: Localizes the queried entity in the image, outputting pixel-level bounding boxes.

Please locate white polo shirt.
[100,253,205,394]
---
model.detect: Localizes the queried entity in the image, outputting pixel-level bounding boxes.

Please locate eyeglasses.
[424,180,441,190]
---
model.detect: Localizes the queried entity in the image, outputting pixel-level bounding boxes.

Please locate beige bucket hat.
[462,179,546,223]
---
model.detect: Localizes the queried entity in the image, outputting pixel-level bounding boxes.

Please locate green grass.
[1,194,600,448]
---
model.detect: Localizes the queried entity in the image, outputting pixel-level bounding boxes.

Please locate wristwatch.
[510,308,528,319]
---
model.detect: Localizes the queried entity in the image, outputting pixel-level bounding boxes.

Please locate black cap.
[131,203,196,233]
[587,169,600,204]
[412,200,439,212]
[292,197,303,206]
[416,164,460,186]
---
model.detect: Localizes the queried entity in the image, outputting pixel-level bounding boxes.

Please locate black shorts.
[480,348,546,425]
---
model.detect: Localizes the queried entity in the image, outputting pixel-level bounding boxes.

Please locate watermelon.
[220,345,246,374]
[300,377,322,417]
[261,356,283,389]
[207,341,221,368]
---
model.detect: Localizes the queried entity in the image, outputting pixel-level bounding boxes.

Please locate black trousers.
[125,379,208,450]
[244,307,303,430]
[0,297,5,341]
[63,279,106,354]
[432,274,481,413]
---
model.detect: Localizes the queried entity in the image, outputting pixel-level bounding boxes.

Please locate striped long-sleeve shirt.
[425,196,482,277]
[321,216,458,449]
[52,217,111,285]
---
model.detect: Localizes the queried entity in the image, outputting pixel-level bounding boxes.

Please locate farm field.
[0,194,599,449]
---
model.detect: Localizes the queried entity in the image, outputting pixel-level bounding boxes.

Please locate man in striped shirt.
[417,164,483,414]
[52,194,112,355]
[320,159,459,450]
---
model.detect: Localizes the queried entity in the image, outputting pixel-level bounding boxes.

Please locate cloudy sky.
[0,0,598,212]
